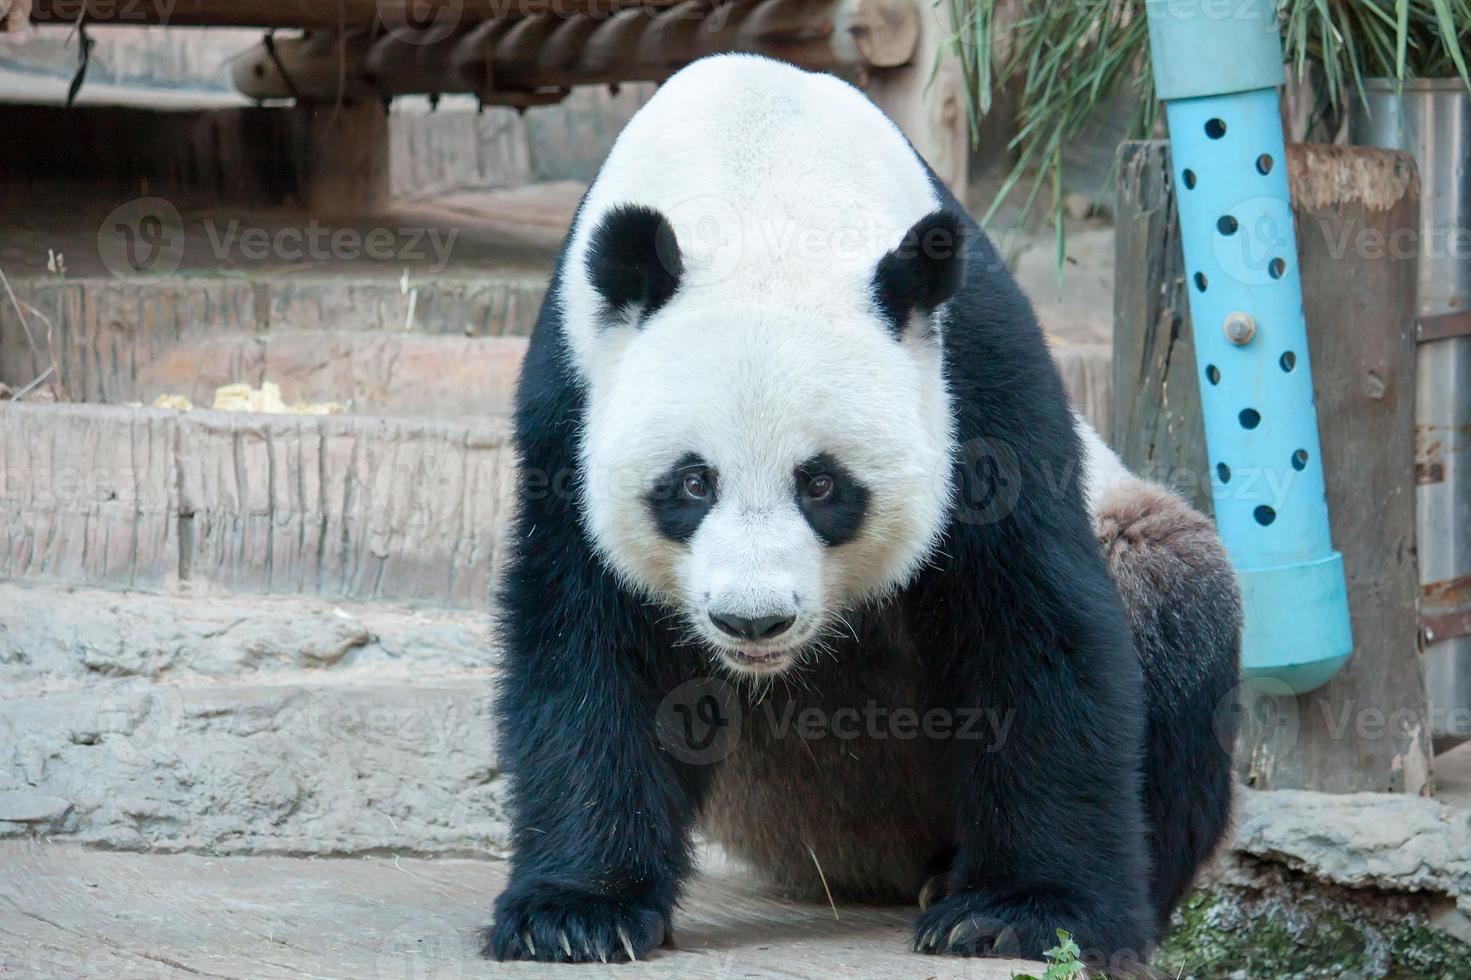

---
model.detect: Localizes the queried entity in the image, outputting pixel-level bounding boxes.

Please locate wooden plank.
[30,0,681,29]
[1113,140,1431,793]
[1111,141,1211,516]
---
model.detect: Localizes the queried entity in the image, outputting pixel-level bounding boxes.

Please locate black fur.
[871,210,966,337]
[484,238,711,963]
[796,453,868,546]
[486,166,1236,967]
[585,204,683,323]
[646,454,716,543]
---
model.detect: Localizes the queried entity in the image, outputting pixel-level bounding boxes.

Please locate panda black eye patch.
[796,454,868,546]
[646,454,716,542]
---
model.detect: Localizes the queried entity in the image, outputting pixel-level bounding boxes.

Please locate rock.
[0,676,506,856]
[0,789,71,822]
[1063,191,1094,221]
[1157,788,1471,976]
[1233,787,1471,899]
[0,581,491,690]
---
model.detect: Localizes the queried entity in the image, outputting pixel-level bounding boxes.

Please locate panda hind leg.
[1093,479,1242,929]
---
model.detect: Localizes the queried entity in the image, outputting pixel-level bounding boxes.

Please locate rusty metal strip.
[1417,310,1471,343]
[1422,575,1471,644]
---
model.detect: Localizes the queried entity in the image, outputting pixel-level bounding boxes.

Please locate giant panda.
[483,54,1241,969]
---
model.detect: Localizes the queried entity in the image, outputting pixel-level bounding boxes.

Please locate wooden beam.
[30,0,679,30]
[1114,140,1431,794]
[232,0,921,103]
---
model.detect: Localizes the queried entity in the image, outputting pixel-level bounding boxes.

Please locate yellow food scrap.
[151,394,194,411]
[211,381,343,416]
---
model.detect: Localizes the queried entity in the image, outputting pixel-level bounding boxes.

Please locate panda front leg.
[483,570,710,962]
[905,536,1158,968]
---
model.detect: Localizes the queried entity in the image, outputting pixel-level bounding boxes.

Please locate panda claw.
[918,874,944,911]
[522,931,536,957]
[617,925,638,962]
[560,931,573,958]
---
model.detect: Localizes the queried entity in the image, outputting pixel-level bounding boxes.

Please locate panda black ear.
[585,204,683,325]
[870,210,965,338]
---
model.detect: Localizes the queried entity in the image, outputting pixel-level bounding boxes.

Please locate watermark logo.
[952,436,1024,525]
[655,678,741,765]
[379,0,464,45]
[97,197,185,285]
[375,915,466,980]
[1210,196,1294,287]
[1223,676,1300,755]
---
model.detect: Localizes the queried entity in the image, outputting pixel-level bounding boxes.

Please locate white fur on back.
[1075,412,1147,511]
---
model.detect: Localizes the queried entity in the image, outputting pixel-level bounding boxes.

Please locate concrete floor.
[0,842,1038,979]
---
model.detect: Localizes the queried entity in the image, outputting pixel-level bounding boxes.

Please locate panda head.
[574,203,963,676]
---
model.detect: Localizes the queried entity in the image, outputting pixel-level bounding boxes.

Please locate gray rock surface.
[1233,787,1471,913]
[0,583,506,856]
[0,841,1040,979]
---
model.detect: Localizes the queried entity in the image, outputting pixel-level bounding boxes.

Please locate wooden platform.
[0,842,1040,978]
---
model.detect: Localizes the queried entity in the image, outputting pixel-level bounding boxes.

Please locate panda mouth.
[720,646,795,672]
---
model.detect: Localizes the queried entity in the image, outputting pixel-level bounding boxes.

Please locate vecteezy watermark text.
[202,219,457,270]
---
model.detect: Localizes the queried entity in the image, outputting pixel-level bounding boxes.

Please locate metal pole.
[1144,0,1353,693]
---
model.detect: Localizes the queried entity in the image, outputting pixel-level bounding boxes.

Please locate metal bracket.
[1417,310,1471,343]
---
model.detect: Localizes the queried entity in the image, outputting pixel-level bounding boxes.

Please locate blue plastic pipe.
[1145,0,1353,693]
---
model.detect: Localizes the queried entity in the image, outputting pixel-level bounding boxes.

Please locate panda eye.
[804,473,835,502]
[681,471,711,500]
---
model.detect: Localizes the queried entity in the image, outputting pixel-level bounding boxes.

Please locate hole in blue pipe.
[1182,169,1197,189]
[1239,408,1261,429]
[1256,154,1273,175]
[1194,272,1208,292]
[1206,364,1220,385]
[1254,505,1277,526]
[1268,257,1287,279]
[1217,215,1239,235]
[1280,351,1296,372]
[1292,449,1308,471]
[1205,118,1227,139]
[1217,462,1231,483]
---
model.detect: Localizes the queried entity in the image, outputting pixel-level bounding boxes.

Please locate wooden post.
[1114,140,1431,794]
[292,101,391,215]
[862,0,967,204]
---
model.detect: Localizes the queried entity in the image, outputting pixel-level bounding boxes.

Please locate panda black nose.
[709,611,796,641]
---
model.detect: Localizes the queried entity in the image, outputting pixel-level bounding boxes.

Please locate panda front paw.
[482,885,669,963]
[911,890,1036,958]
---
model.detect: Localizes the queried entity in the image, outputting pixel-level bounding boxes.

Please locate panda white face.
[572,207,963,677]
[580,305,954,673]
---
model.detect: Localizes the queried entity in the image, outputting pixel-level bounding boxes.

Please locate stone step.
[0,582,500,856]
[0,583,503,857]
[0,274,549,407]
[0,402,515,606]
[0,581,492,689]
[0,842,1039,978]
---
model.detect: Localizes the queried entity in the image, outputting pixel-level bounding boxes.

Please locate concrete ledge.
[0,277,547,404]
[0,403,514,606]
[0,842,1040,978]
